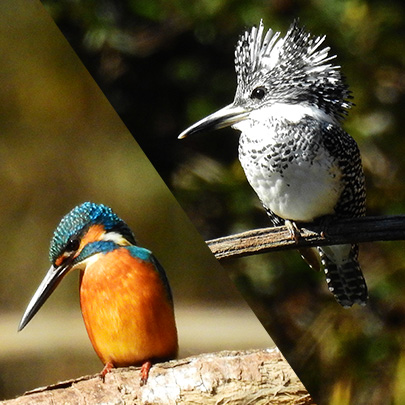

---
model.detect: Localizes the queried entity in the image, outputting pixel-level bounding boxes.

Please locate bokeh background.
[0,1,272,401]
[2,0,405,403]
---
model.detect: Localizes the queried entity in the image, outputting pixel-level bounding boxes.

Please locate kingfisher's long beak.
[18,262,72,331]
[178,104,249,139]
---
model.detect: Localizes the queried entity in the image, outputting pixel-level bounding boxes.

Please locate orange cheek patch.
[53,225,106,266]
[77,225,105,254]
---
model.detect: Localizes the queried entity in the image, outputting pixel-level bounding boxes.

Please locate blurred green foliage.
[4,0,405,403]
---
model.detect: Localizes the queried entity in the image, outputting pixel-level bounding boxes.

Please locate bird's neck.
[232,102,339,144]
[233,102,337,138]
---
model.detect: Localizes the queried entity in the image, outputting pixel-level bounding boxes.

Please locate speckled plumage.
[179,20,368,307]
[233,21,367,307]
[234,21,352,120]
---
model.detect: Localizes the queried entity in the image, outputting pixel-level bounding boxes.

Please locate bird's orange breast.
[79,248,178,367]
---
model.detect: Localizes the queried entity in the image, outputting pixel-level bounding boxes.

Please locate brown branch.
[207,215,405,260]
[2,350,314,405]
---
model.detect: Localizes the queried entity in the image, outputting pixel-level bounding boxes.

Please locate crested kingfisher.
[179,21,368,307]
[18,202,178,383]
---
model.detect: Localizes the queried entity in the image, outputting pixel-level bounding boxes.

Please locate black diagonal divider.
[0,0,275,401]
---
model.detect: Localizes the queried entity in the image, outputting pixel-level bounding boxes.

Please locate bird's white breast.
[235,105,343,222]
[242,150,342,221]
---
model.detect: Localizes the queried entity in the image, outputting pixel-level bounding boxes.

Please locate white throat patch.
[252,103,336,124]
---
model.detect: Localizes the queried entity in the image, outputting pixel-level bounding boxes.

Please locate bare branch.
[2,350,314,405]
[207,215,405,260]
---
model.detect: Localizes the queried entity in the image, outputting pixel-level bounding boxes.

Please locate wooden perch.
[2,349,314,404]
[9,216,398,403]
[206,215,405,260]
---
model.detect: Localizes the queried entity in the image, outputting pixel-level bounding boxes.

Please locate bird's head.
[49,202,136,268]
[179,20,352,139]
[18,202,135,331]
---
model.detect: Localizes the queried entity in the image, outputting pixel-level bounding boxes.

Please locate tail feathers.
[318,244,368,307]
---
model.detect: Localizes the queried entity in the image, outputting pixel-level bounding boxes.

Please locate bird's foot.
[285,219,301,243]
[317,215,334,238]
[286,220,321,271]
[140,361,152,386]
[100,361,114,382]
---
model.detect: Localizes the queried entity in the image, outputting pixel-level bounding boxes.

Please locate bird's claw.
[100,361,114,382]
[140,361,152,386]
[285,219,301,243]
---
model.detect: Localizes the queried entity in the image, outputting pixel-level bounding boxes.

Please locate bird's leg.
[285,220,321,271]
[100,361,114,382]
[284,219,301,243]
[317,215,334,238]
[140,361,152,386]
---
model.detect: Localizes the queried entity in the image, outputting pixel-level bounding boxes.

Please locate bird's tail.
[318,244,368,307]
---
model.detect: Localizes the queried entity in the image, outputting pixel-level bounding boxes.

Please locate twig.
[206,215,405,260]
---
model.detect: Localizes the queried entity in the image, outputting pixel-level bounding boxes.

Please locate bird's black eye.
[250,87,266,100]
[65,237,80,253]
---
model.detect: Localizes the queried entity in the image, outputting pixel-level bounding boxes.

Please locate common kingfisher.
[18,202,178,383]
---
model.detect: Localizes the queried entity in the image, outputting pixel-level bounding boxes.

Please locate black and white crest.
[234,20,352,120]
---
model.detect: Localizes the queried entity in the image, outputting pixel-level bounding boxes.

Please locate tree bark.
[206,215,405,260]
[2,349,314,404]
[8,214,390,404]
